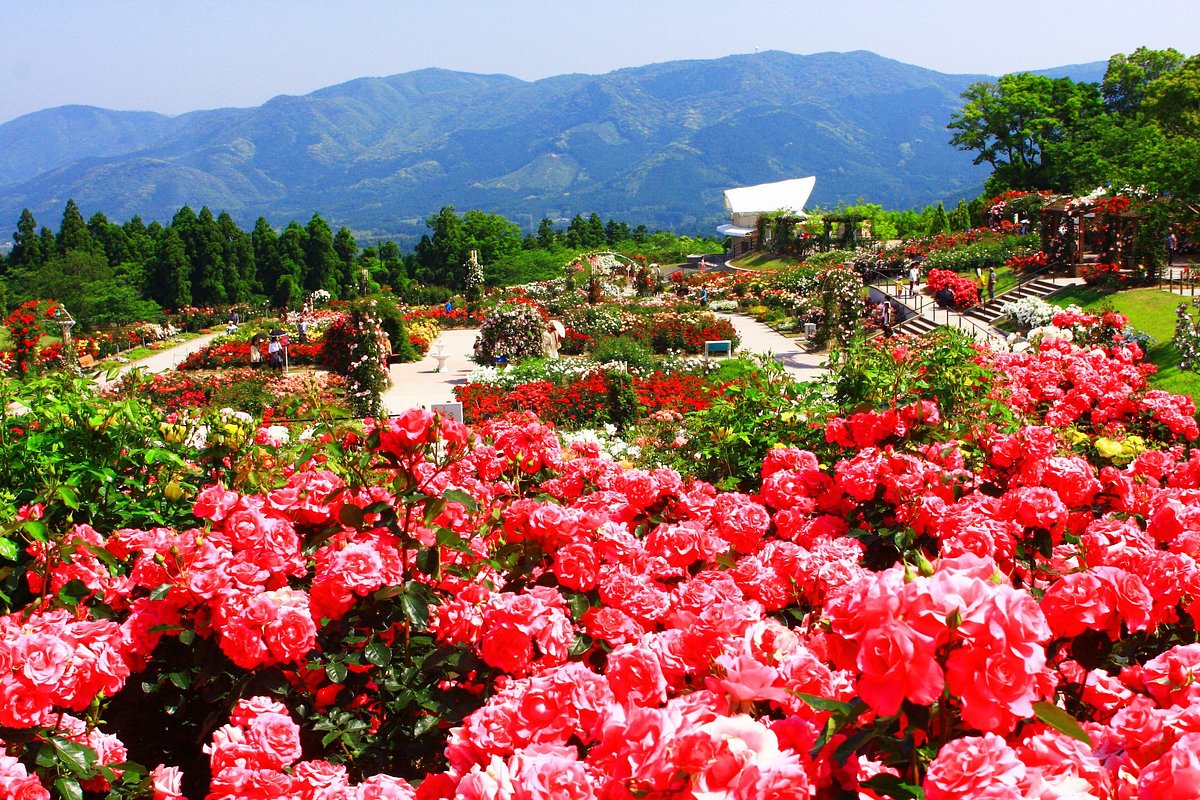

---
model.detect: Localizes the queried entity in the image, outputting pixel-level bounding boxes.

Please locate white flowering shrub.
[1000,296,1058,330]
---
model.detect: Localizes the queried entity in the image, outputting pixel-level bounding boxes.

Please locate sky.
[3,0,1200,124]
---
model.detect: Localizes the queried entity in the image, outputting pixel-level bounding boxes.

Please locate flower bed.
[926,268,980,307]
[455,368,720,426]
[628,311,740,354]
[8,330,1200,798]
[178,340,325,370]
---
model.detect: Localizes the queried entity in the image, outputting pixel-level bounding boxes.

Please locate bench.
[704,339,733,361]
[77,354,97,370]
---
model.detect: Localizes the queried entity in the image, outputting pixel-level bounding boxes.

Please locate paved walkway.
[101,319,827,417]
[94,331,224,388]
[380,328,480,415]
[379,317,827,416]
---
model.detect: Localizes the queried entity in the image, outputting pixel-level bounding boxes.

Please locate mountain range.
[0,51,1107,243]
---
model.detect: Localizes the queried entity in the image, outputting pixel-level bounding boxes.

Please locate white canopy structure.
[722,176,816,228]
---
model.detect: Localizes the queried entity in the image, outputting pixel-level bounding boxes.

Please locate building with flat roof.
[717,176,816,257]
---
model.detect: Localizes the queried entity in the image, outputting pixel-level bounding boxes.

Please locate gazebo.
[718,176,816,258]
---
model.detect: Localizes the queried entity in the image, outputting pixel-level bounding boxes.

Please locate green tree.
[414,206,468,287]
[303,214,339,293]
[536,218,559,250]
[463,209,522,273]
[185,207,231,305]
[928,202,951,235]
[1102,47,1186,115]
[252,217,283,298]
[948,199,972,232]
[605,219,630,246]
[1143,54,1200,136]
[333,226,358,293]
[218,211,255,301]
[948,73,1102,191]
[9,209,43,268]
[39,226,57,260]
[150,227,192,309]
[57,199,99,255]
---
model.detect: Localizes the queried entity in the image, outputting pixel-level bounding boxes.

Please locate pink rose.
[925,733,1024,800]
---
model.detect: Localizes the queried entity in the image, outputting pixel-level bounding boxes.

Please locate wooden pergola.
[1039,200,1141,272]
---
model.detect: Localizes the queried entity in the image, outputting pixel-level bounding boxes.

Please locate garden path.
[94,331,224,388]
[713,313,828,382]
[380,328,480,415]
[380,317,828,417]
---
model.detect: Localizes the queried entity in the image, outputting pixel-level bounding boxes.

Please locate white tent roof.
[723,176,816,217]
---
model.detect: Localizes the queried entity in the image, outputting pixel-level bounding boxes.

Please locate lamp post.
[53,306,78,374]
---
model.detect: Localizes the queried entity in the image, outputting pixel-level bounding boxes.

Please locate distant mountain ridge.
[0,51,1108,240]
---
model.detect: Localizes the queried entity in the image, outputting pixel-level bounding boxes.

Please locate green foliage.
[370,294,420,361]
[828,328,1009,426]
[665,359,832,490]
[922,234,1040,272]
[592,336,656,373]
[473,301,547,365]
[949,72,1103,191]
[209,378,276,415]
[605,369,641,431]
[0,373,202,605]
[321,306,391,416]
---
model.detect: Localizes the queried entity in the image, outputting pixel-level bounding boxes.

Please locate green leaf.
[150,583,172,601]
[52,737,97,775]
[338,503,365,530]
[57,485,80,509]
[326,661,348,684]
[22,519,47,542]
[413,713,440,737]
[0,537,17,561]
[435,526,471,553]
[862,774,925,800]
[1033,700,1092,745]
[401,590,430,630]
[167,671,191,689]
[423,497,446,526]
[55,777,84,800]
[442,488,479,513]
[794,692,855,714]
[566,591,591,621]
[364,642,392,667]
[416,546,440,577]
[569,635,591,657]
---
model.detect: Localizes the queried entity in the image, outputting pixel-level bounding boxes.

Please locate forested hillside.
[0,51,1003,238]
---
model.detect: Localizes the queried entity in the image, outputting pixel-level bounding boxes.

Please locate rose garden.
[5,167,1200,800]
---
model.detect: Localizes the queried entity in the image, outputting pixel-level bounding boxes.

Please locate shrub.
[473,300,548,365]
[321,307,390,416]
[592,336,656,373]
[371,295,420,362]
[926,268,980,308]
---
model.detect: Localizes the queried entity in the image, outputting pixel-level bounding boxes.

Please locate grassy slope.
[1050,285,1200,399]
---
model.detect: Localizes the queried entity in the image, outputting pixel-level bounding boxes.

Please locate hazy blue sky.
[3,0,1198,124]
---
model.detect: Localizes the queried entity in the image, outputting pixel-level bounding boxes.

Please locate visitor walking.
[908,262,920,296]
[880,300,893,337]
[1169,231,1178,267]
[268,336,283,370]
[297,317,308,344]
[250,342,262,369]
[987,267,996,301]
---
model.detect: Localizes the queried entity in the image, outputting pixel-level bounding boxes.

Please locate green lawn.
[729,254,803,271]
[1050,285,1200,399]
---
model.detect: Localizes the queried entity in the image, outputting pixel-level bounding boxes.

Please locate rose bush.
[6,316,1200,798]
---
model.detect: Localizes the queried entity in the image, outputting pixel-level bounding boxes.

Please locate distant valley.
[0,51,1106,242]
